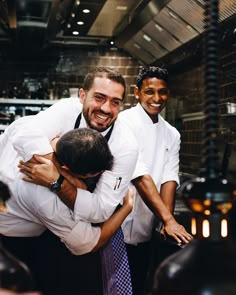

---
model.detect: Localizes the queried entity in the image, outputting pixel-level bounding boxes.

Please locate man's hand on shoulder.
[18,154,59,187]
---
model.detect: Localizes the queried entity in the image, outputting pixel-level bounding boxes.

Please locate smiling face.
[79,77,124,132]
[135,77,169,123]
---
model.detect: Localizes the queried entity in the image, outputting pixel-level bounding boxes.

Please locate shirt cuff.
[161,175,180,188]
[132,163,149,180]
[62,222,101,255]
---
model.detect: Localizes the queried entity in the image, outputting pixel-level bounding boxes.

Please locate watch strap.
[56,174,65,185]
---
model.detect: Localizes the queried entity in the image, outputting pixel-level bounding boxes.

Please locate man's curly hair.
[136,66,169,89]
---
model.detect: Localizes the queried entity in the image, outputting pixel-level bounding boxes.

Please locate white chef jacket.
[119,103,180,244]
[0,138,100,255]
[0,98,147,253]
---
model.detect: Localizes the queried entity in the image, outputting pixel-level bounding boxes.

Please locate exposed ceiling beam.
[115,0,172,47]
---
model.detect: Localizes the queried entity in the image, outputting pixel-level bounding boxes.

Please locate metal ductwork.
[0,0,235,63]
[115,0,236,64]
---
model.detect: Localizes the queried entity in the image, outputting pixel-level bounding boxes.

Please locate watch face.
[49,175,64,193]
[50,181,61,193]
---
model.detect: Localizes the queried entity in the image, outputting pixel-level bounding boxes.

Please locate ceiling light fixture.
[76,0,80,5]
[83,9,90,14]
[143,34,152,42]
[168,11,178,20]
[186,25,195,32]
[77,21,84,25]
[116,6,127,11]
[134,43,141,49]
[72,31,79,35]
[71,13,75,18]
[155,23,163,32]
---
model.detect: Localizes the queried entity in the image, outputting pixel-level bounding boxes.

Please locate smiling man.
[119,66,189,294]
[80,72,124,132]
[0,68,141,294]
[5,67,192,294]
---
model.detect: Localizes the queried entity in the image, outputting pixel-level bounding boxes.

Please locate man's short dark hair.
[136,66,169,89]
[56,128,114,176]
[83,67,126,100]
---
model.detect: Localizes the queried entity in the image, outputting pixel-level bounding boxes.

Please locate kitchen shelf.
[0,98,59,107]
[0,98,60,131]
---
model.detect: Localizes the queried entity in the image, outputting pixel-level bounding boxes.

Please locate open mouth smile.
[95,113,110,121]
[149,103,161,108]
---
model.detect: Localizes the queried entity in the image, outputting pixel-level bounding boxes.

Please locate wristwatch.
[49,175,65,193]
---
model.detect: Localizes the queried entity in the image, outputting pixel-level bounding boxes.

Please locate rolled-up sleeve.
[161,131,180,187]
[62,221,101,255]
[132,150,149,180]
[19,183,101,255]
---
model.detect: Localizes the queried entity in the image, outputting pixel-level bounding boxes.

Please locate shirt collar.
[136,103,159,125]
[81,113,112,137]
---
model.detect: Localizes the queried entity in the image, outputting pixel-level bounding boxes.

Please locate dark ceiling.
[0,0,235,64]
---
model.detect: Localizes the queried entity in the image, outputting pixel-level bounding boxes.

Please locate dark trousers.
[126,241,152,295]
[126,237,182,295]
[145,235,182,294]
[2,230,103,295]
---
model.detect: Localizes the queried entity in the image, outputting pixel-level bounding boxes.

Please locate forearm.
[47,173,87,211]
[133,175,193,244]
[160,181,177,214]
[57,169,87,210]
[58,179,77,210]
[19,154,86,211]
[92,198,132,252]
[132,175,175,225]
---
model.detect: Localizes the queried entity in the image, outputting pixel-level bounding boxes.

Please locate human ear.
[61,165,70,171]
[79,88,85,103]
[134,87,140,100]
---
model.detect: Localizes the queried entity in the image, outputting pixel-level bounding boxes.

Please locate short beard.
[83,110,109,132]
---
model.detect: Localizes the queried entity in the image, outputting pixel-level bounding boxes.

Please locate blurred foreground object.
[0,181,35,292]
[0,288,40,295]
[0,181,10,212]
